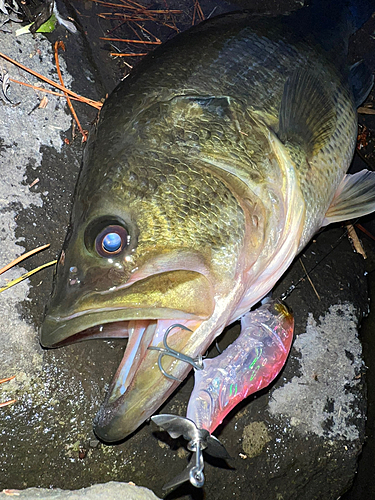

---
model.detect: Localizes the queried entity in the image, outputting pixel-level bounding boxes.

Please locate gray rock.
[0,482,161,500]
[269,303,364,441]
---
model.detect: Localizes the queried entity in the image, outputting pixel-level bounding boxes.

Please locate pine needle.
[358,107,375,115]
[0,375,16,408]
[100,37,161,44]
[346,223,367,259]
[0,244,56,294]
[299,258,321,300]
[0,375,16,384]
[0,51,102,110]
[0,244,50,276]
[54,41,88,142]
[0,399,16,408]
[8,78,99,104]
[110,52,147,57]
[0,260,57,293]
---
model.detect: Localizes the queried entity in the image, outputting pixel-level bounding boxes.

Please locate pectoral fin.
[323,169,375,226]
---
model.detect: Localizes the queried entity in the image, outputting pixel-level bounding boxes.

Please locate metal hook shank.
[148,323,203,381]
[189,441,205,488]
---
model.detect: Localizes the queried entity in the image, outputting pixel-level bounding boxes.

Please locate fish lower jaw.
[93,318,203,442]
[105,318,202,403]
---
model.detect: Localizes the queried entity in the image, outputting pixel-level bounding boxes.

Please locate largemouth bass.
[41,0,375,460]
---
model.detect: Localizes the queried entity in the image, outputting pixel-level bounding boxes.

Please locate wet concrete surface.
[0,482,162,499]
[1,0,375,498]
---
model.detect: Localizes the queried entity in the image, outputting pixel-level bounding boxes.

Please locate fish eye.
[95,225,128,257]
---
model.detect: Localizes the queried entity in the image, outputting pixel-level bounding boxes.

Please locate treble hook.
[148,323,203,381]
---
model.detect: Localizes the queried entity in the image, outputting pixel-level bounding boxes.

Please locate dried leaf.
[38,95,48,108]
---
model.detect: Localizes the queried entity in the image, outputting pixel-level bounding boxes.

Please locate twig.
[0,51,102,110]
[54,41,88,142]
[299,258,321,300]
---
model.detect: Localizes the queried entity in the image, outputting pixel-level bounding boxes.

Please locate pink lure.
[186,300,294,434]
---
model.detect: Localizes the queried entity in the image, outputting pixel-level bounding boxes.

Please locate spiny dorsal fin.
[323,170,375,226]
[278,68,336,157]
[349,60,374,108]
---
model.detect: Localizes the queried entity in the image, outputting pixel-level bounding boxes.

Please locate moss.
[242,421,271,458]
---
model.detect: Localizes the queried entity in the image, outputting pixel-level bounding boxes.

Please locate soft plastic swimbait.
[152,299,294,488]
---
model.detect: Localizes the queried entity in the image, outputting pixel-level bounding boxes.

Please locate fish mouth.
[40,271,214,442]
[92,317,203,442]
[45,317,203,442]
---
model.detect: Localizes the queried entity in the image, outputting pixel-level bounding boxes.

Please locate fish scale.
[90,20,356,249]
[103,154,246,260]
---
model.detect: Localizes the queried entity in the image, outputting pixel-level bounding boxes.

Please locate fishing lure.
[152,299,294,488]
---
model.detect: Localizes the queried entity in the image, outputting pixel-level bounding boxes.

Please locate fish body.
[41,4,375,443]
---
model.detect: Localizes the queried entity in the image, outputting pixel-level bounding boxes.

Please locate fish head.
[40,128,266,441]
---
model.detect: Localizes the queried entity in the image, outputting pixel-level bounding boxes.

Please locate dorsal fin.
[278,68,336,157]
[349,60,374,107]
[323,170,375,226]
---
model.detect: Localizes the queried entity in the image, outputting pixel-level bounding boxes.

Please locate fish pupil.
[94,223,128,257]
[102,232,122,252]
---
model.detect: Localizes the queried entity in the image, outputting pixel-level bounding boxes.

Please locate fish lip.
[93,319,158,441]
[93,393,132,443]
[40,269,214,441]
[41,270,215,347]
[48,320,130,347]
[42,313,203,443]
[40,308,200,348]
[48,306,142,323]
